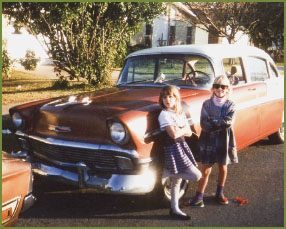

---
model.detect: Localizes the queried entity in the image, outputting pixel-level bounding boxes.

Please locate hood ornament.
[48,124,71,133]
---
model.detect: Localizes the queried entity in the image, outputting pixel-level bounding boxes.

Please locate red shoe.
[216,196,229,205]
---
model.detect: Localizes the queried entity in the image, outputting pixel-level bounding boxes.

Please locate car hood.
[32,87,203,146]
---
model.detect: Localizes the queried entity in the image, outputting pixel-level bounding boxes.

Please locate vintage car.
[2,152,36,227]
[9,44,284,200]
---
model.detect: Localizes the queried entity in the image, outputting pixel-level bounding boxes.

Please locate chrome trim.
[31,162,156,194]
[15,131,139,158]
[48,124,71,133]
[137,157,152,164]
[33,151,92,168]
[11,150,28,159]
[21,194,36,213]
[2,196,20,223]
[144,128,161,139]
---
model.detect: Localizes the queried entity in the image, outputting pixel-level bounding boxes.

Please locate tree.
[183,2,284,56]
[3,2,166,86]
[183,2,250,44]
[20,50,40,71]
[2,49,14,78]
[240,2,284,60]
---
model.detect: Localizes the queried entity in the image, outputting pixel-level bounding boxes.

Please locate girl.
[190,75,238,207]
[158,85,202,220]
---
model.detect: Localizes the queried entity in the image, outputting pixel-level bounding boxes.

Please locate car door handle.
[248,88,256,91]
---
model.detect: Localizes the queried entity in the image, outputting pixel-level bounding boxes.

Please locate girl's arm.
[210,103,236,129]
[200,103,216,131]
[165,124,192,139]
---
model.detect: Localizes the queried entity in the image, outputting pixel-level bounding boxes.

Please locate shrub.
[2,49,14,78]
[51,76,69,89]
[20,50,40,71]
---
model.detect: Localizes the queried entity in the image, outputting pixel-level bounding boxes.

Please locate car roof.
[127,44,272,61]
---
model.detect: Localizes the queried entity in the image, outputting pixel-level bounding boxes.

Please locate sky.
[4,21,48,64]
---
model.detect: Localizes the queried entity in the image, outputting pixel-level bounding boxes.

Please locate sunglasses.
[213,84,228,90]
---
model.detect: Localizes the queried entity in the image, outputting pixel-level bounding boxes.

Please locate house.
[129,3,209,48]
[130,2,250,48]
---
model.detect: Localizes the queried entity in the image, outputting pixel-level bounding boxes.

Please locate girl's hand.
[166,125,192,139]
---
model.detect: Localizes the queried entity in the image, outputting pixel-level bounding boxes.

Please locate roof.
[127,44,272,61]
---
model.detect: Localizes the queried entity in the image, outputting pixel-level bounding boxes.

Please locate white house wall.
[193,26,209,44]
[152,16,169,47]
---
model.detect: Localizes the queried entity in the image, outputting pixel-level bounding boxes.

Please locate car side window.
[269,63,279,78]
[246,57,269,82]
[223,58,245,85]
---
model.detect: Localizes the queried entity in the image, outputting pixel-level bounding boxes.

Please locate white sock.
[171,177,187,216]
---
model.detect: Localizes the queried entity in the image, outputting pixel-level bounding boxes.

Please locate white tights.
[169,166,202,215]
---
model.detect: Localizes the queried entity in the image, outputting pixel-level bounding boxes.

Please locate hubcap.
[162,177,189,200]
[279,122,284,141]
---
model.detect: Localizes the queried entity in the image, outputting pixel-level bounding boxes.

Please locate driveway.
[16,140,284,227]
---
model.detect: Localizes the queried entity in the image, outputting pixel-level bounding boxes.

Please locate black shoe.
[169,208,190,220]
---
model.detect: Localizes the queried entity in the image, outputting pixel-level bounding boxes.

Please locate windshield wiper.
[117,79,154,86]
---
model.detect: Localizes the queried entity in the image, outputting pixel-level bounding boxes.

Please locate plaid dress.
[199,99,238,165]
[158,110,198,174]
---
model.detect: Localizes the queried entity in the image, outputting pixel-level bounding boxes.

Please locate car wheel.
[269,112,284,144]
[269,121,284,144]
[151,175,189,202]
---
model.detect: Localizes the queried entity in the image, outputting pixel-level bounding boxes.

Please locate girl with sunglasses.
[158,85,202,220]
[190,75,238,207]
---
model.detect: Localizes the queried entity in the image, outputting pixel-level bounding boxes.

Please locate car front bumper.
[13,131,157,195]
[21,193,36,213]
[31,161,156,194]
[13,150,157,195]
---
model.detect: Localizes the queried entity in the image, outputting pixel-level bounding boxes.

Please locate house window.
[145,24,152,48]
[146,24,152,36]
[169,26,176,46]
[186,27,193,44]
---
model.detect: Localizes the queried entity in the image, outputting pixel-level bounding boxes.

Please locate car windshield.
[117,54,214,89]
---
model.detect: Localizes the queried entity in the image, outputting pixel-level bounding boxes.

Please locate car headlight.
[12,112,23,128]
[109,121,130,145]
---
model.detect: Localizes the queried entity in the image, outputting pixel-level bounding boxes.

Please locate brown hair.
[159,85,183,114]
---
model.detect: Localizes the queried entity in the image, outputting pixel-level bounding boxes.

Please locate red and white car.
[2,152,35,227]
[9,44,284,200]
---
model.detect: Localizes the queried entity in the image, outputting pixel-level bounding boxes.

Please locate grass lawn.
[2,70,117,105]
[2,70,118,153]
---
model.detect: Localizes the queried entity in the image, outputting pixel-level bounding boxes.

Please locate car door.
[223,57,262,150]
[259,60,284,137]
[242,56,280,142]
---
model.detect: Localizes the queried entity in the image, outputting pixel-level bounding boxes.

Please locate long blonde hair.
[159,85,183,114]
[211,75,232,99]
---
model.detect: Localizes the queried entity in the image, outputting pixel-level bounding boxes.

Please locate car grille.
[29,139,118,171]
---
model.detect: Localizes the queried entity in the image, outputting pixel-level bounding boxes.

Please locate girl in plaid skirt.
[190,75,238,207]
[158,85,202,220]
